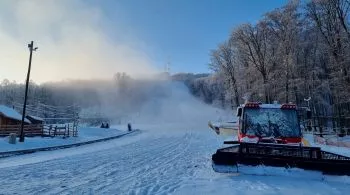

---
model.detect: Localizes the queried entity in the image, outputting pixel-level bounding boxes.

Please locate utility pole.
[19,41,38,142]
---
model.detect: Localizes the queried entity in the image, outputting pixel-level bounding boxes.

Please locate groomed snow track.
[0,131,208,194]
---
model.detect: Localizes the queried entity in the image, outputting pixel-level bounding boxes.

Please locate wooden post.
[338,105,344,137]
[316,111,322,136]
[312,116,317,134]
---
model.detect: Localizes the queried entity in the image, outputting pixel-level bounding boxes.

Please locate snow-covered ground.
[0,127,127,152]
[304,133,350,157]
[0,81,349,194]
[0,124,349,195]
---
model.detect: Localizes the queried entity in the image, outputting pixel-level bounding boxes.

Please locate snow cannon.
[211,102,350,176]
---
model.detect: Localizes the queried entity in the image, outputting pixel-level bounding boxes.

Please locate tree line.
[0,73,181,122]
[210,0,350,116]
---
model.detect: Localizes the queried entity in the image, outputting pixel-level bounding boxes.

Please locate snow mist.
[94,77,233,131]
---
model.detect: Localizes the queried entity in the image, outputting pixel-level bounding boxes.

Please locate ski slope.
[0,126,349,195]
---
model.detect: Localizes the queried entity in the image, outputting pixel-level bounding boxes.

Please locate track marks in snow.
[0,131,205,195]
[98,132,194,194]
[126,133,193,195]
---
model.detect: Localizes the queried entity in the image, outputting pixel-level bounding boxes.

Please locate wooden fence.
[0,123,78,137]
[0,124,43,137]
[43,123,78,137]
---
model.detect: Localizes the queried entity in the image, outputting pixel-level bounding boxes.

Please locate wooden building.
[0,105,31,126]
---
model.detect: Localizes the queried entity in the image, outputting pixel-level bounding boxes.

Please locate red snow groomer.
[212,102,350,176]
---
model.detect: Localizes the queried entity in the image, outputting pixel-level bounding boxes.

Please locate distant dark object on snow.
[100,122,110,129]
[128,123,132,131]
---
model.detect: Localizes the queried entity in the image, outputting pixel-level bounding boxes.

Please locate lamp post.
[19,41,38,142]
[304,97,311,109]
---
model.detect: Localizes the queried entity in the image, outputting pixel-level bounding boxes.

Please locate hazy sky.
[0,0,288,83]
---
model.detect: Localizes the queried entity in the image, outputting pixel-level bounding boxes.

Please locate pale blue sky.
[0,0,289,83]
[89,0,289,74]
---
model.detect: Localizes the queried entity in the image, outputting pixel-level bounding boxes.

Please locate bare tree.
[264,0,301,103]
[307,0,350,89]
[230,23,277,103]
[210,42,240,106]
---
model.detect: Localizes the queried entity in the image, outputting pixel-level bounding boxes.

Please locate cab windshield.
[242,108,301,138]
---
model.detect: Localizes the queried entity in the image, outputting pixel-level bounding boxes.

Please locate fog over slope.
[77,77,232,127]
[129,81,227,124]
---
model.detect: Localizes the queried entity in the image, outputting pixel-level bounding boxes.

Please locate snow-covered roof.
[27,115,44,121]
[0,105,31,123]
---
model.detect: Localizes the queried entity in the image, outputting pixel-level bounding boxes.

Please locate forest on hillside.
[0,73,222,122]
[210,0,350,117]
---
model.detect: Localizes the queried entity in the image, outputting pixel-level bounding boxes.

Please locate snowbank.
[304,133,350,157]
[0,127,126,153]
